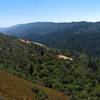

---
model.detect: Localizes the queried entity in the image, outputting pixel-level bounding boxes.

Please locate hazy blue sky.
[0,0,100,27]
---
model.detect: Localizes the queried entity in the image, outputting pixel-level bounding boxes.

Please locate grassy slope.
[0,69,69,100]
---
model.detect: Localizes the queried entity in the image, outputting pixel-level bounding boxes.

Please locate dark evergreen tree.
[29,64,33,75]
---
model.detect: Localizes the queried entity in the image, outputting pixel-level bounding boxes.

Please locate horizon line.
[1,20,100,28]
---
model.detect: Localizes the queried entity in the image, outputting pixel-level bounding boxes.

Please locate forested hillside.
[37,26,100,56]
[0,33,100,99]
[1,22,100,56]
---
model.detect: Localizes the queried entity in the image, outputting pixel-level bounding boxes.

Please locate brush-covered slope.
[0,69,68,100]
[1,33,100,100]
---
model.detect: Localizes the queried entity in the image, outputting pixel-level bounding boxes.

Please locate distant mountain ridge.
[1,21,100,55]
[0,21,92,36]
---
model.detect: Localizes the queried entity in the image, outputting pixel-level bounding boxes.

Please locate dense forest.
[37,27,100,56]
[0,33,100,100]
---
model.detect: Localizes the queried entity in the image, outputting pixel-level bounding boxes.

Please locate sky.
[0,0,100,27]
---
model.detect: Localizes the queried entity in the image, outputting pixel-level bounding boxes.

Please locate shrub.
[35,91,48,100]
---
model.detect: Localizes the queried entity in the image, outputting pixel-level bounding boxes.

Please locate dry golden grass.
[0,69,69,100]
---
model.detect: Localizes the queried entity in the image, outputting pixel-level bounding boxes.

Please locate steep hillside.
[1,33,100,100]
[0,69,69,100]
